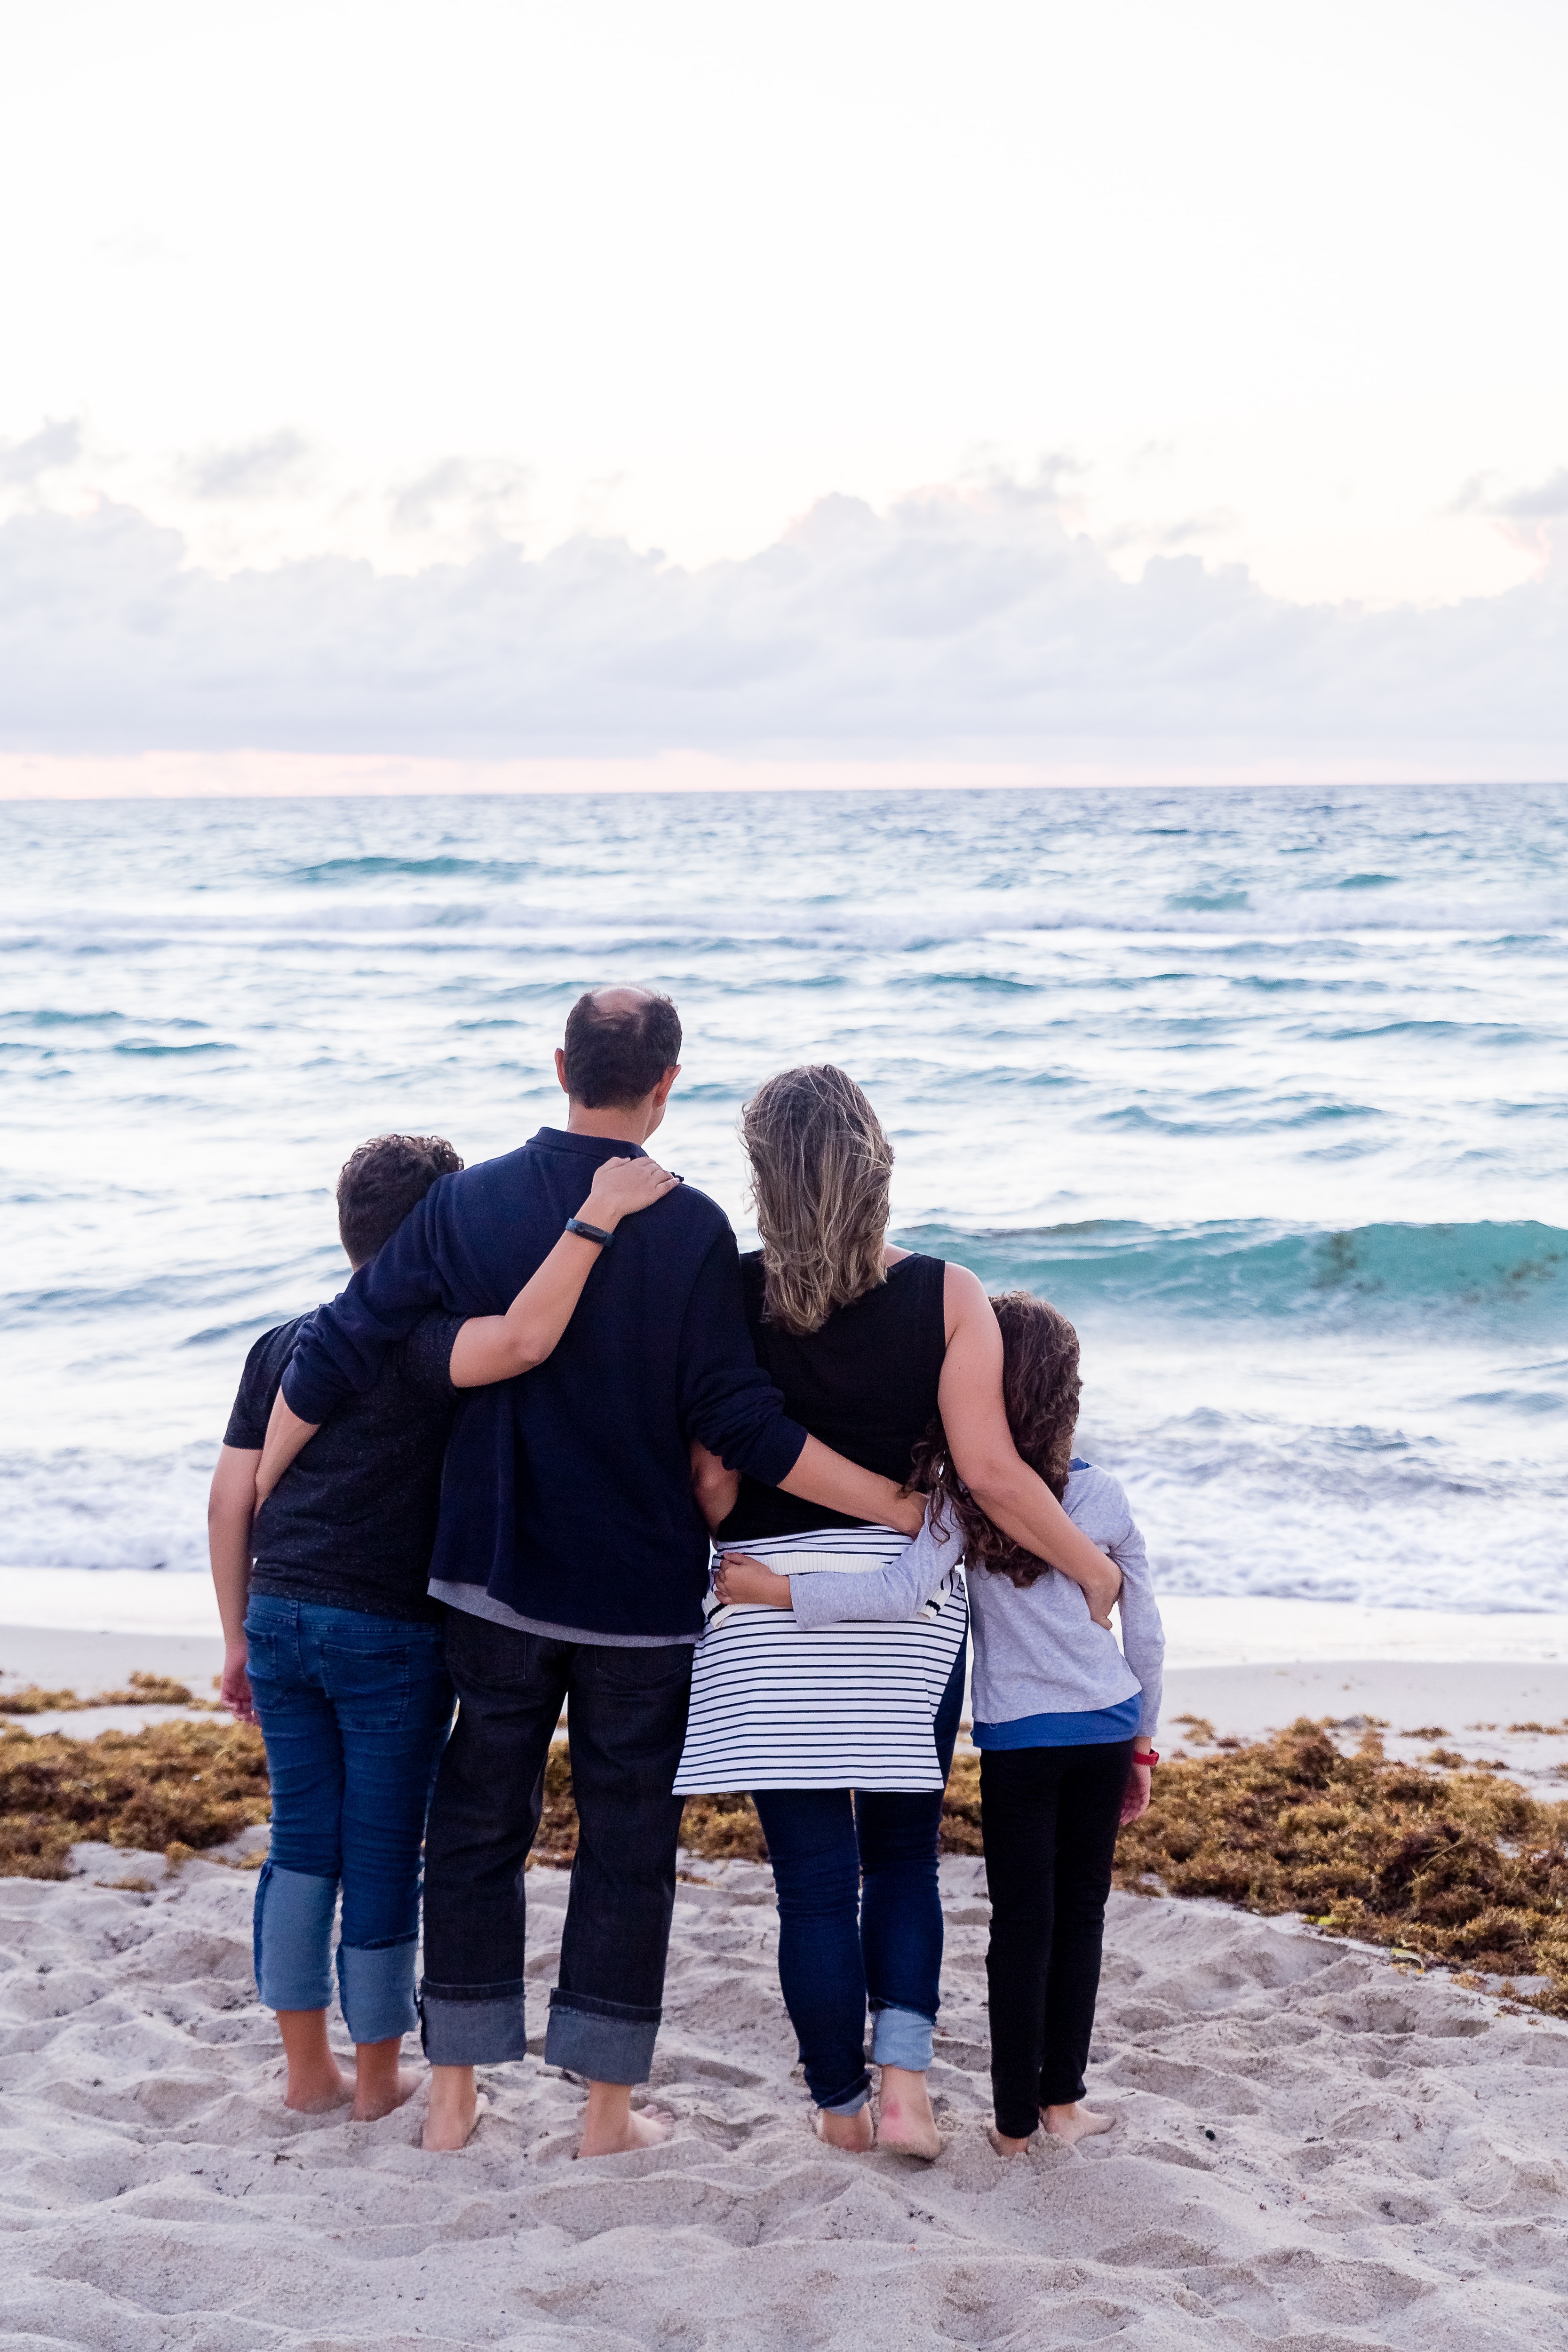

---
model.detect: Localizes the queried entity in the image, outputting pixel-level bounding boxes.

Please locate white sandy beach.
[2,1846,1566,2350]
[4,1573,1567,2345]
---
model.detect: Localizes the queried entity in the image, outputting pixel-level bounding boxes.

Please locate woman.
[673,1066,1122,2157]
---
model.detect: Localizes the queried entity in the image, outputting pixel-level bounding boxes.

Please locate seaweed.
[0,1719,271,1878]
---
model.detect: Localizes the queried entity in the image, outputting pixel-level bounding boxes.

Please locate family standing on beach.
[207,987,1164,2164]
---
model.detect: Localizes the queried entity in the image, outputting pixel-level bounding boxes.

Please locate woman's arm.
[256,1155,681,1501]
[208,1445,260,1723]
[937,1265,1122,1622]
[690,1439,740,1532]
[447,1155,680,1387]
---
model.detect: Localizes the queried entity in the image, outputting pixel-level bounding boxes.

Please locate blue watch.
[565,1216,615,1247]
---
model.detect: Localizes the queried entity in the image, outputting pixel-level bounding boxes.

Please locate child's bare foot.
[987,2125,1032,2159]
[284,2062,352,2114]
[422,2065,489,2151]
[875,2066,941,2160]
[1043,2101,1115,2145]
[353,2066,422,2122]
[576,2107,677,2154]
[812,2104,875,2152]
[278,2010,351,2113]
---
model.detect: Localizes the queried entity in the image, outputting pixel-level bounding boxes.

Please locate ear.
[653,1062,681,1106]
[554,1046,570,1096]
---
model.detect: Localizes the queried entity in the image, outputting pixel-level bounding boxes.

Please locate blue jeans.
[751,1637,967,2114]
[244,1596,454,2046]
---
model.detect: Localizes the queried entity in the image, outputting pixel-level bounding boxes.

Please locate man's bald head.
[561,987,683,1109]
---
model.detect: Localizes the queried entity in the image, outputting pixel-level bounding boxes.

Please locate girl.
[717,1289,1162,2155]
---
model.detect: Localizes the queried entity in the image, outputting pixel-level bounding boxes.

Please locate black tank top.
[719,1250,947,1541]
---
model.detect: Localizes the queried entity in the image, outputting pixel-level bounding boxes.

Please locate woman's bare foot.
[278,2009,352,2114]
[987,2125,1033,2159]
[575,2082,675,2158]
[812,2104,875,2152]
[422,2064,489,2151]
[875,2066,941,2160]
[1043,2101,1115,2146]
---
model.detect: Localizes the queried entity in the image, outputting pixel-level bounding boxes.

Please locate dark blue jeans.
[751,1637,967,2114]
[420,1605,693,2085]
[244,1595,454,2045]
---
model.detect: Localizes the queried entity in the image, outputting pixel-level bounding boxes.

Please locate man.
[268,987,922,2156]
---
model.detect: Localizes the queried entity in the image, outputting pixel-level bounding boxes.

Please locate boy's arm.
[208,1446,260,1723]
[448,1155,679,1387]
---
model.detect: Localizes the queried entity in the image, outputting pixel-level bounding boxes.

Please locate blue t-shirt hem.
[972,1694,1141,1750]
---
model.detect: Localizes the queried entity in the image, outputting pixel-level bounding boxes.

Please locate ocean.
[2,782,1565,1615]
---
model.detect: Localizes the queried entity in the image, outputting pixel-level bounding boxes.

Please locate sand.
[2,1843,1566,2351]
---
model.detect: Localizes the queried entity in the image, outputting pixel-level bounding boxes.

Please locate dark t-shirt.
[223,1308,464,1623]
[719,1251,948,1542]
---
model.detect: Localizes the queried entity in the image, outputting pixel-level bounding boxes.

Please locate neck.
[565,1102,653,1145]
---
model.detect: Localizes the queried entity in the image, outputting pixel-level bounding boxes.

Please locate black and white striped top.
[670,1524,968,1793]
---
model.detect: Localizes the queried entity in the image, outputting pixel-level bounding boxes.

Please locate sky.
[1,0,1565,786]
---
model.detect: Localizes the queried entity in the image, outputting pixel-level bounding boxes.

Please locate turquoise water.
[1,782,1565,1609]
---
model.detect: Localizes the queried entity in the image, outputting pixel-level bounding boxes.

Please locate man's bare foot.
[812,2104,875,2152]
[1043,2101,1115,2145]
[422,2064,489,2151]
[283,2063,352,2114]
[987,2125,1032,2159]
[875,2066,941,2160]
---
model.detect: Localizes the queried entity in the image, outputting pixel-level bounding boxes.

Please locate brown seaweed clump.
[1113,1719,1568,2012]
[0,1719,271,1878]
[0,1673,210,1715]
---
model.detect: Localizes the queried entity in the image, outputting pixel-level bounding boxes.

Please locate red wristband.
[1134,1749,1158,1767]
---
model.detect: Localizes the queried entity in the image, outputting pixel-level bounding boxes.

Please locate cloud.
[0,477,1563,765]
[175,429,312,501]
[1489,468,1568,522]
[0,418,83,486]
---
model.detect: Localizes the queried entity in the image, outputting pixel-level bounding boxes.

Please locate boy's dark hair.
[562,988,682,1108]
[337,1134,463,1266]
[909,1291,1082,1589]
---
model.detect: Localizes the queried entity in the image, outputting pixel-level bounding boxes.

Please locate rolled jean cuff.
[338,1937,419,2045]
[871,2002,935,2073]
[818,2080,871,2115]
[254,1863,336,2014]
[419,1980,531,2066]
[544,1990,660,2086]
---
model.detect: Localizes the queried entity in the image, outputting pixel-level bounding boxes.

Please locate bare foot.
[422,2066,490,2152]
[283,2064,352,2115]
[812,2104,875,2153]
[875,2066,941,2160]
[1043,2101,1115,2146]
[575,2103,675,2159]
[353,2066,422,2123]
[987,2125,1032,2160]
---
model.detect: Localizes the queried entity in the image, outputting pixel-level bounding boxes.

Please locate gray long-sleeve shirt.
[787,1462,1163,1738]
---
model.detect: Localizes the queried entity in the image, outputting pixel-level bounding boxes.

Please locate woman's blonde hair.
[742,1065,893,1336]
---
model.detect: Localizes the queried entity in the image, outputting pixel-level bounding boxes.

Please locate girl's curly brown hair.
[909,1290,1082,1588]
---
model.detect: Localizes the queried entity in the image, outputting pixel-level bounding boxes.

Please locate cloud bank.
[0,477,1563,771]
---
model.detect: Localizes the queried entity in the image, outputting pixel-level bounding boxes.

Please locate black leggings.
[980,1739,1133,2139]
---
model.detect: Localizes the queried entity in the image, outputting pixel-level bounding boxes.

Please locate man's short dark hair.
[562,989,683,1109]
[337,1134,463,1265]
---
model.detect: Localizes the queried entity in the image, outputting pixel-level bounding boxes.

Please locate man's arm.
[678,1233,922,1536]
[208,1446,260,1723]
[279,1183,455,1427]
